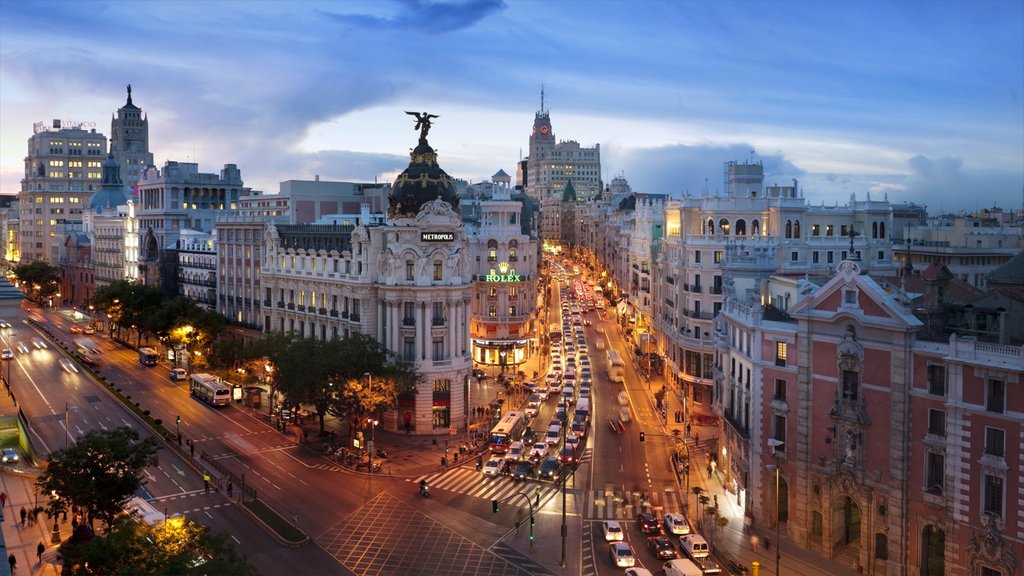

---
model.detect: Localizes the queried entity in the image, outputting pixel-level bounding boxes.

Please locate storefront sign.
[421,232,454,242]
[485,262,521,283]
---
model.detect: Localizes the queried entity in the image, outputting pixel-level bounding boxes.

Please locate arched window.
[752,219,760,236]
[872,222,878,239]
[509,239,519,262]
[707,218,715,235]
[719,218,730,235]
[879,221,886,239]
[793,220,801,239]
[735,219,747,236]
[487,239,498,262]
[785,220,792,238]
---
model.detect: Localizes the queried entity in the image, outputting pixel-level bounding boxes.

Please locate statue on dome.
[405,111,439,140]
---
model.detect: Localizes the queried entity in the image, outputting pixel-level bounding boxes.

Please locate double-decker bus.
[489,411,527,454]
[138,347,159,366]
[606,349,625,383]
[189,373,231,406]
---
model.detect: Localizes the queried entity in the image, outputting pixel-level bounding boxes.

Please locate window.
[844,289,857,305]
[842,370,859,400]
[508,305,517,316]
[432,339,444,361]
[812,251,819,264]
[714,251,723,263]
[405,260,414,281]
[811,224,820,236]
[983,474,1003,517]
[403,302,415,324]
[433,260,442,281]
[826,224,834,237]
[926,452,944,495]
[827,251,834,264]
[775,342,787,367]
[927,409,945,436]
[403,338,415,361]
[488,305,496,318]
[772,415,787,450]
[694,251,701,264]
[488,248,497,262]
[986,379,1005,413]
[774,379,788,401]
[874,533,888,560]
[791,251,798,262]
[432,302,444,325]
[984,428,1005,458]
[811,512,823,537]
[981,568,1003,576]
[509,248,517,262]
[927,365,946,395]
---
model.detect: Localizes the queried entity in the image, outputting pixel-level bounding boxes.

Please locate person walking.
[0,491,7,508]
[685,423,691,438]
[36,542,44,563]
[8,553,15,572]
[750,534,760,552]
[19,506,26,526]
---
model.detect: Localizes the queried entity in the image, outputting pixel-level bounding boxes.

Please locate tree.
[12,261,60,301]
[37,427,159,530]
[62,515,258,576]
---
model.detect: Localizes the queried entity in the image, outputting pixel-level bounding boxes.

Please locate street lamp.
[767,437,784,576]
[364,372,374,474]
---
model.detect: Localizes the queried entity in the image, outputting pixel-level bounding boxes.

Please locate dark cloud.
[321,0,506,34]
[610,143,805,196]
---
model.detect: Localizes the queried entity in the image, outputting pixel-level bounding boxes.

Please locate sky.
[1,0,1022,214]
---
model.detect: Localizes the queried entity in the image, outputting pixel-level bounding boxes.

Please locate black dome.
[389,140,459,218]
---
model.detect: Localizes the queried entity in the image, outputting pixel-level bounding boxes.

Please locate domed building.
[389,133,460,218]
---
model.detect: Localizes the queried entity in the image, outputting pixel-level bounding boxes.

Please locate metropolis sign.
[485,262,521,283]
[421,232,455,242]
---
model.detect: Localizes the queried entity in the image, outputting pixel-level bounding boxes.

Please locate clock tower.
[110,84,154,186]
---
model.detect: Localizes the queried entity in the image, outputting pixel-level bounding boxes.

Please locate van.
[663,558,703,576]
[574,397,590,422]
[679,534,710,559]
[508,441,525,461]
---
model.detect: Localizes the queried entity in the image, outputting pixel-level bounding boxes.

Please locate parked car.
[0,349,12,360]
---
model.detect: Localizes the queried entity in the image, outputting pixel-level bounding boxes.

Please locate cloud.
[320,0,506,34]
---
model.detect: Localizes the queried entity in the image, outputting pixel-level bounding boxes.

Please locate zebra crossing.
[412,466,564,507]
[585,487,686,520]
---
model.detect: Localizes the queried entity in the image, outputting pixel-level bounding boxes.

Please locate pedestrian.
[227,480,233,498]
[441,456,447,467]
[0,491,6,507]
[432,438,437,451]
[36,542,44,563]
[189,442,195,458]
[8,553,15,573]
[20,506,26,526]
[707,464,712,479]
[743,515,752,534]
[695,431,700,444]
[685,424,691,438]
[453,452,459,463]
[750,534,759,552]
[71,516,78,531]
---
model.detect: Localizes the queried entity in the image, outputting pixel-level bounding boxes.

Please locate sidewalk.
[650,366,857,576]
[0,468,71,576]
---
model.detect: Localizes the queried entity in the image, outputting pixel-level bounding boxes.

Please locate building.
[521,92,601,242]
[19,120,107,264]
[261,122,475,434]
[135,161,249,290]
[174,230,216,309]
[109,85,153,187]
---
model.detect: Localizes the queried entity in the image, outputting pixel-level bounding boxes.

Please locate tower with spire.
[110,84,154,186]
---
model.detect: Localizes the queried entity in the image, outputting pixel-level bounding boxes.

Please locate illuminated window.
[488,305,496,317]
[775,342,787,367]
[87,172,101,179]
[433,260,442,281]
[48,160,64,167]
[826,224,834,237]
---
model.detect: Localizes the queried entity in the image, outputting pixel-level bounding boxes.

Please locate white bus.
[606,349,625,383]
[189,373,231,406]
[489,411,527,454]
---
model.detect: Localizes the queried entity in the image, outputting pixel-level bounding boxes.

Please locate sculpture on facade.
[405,111,439,141]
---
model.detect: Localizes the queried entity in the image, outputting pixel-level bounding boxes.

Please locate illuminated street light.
[767,437,785,576]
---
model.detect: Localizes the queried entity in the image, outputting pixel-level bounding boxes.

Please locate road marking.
[172,464,185,476]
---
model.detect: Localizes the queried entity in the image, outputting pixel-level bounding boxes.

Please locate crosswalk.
[585,487,687,520]
[413,465,568,508]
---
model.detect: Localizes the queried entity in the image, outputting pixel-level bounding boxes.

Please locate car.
[16,342,29,354]
[31,337,47,349]
[538,456,560,480]
[609,542,636,568]
[648,535,678,559]
[559,444,577,464]
[83,326,95,335]
[169,368,188,381]
[69,325,82,334]
[0,349,12,360]
[1,448,18,463]
[529,442,548,461]
[525,401,540,418]
[602,520,624,541]
[595,325,605,334]
[507,441,525,461]
[618,391,630,406]
[472,368,487,380]
[59,358,79,373]
[636,512,660,534]
[624,569,654,576]
[570,420,587,439]
[664,512,691,535]
[511,460,534,481]
[522,429,538,445]
[545,423,562,445]
[0,320,10,329]
[483,455,505,477]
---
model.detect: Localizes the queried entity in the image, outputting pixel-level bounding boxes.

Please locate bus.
[74,338,102,365]
[189,373,231,406]
[606,349,625,383]
[138,347,159,366]
[489,411,527,454]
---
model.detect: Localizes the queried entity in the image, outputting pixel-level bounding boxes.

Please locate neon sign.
[485,262,521,283]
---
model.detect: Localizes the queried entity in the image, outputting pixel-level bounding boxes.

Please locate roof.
[561,180,577,202]
[492,169,510,178]
[987,249,1024,283]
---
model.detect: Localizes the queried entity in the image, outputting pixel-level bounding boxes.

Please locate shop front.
[472,338,532,367]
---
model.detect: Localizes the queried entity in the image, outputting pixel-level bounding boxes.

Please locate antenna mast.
[540,84,545,113]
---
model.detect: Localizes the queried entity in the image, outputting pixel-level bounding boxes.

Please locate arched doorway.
[833,495,862,552]
[922,525,945,576]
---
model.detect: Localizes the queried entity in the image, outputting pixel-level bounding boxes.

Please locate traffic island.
[239,499,308,547]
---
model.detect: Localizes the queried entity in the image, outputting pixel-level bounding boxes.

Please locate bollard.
[752,561,760,576]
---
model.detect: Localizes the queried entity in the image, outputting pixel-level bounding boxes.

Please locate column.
[448,298,457,360]
[391,300,400,354]
[419,300,428,360]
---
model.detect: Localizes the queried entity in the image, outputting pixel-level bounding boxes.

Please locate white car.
[59,358,79,373]
[169,368,188,381]
[609,542,636,568]
[602,520,624,541]
[32,337,47,349]
[483,455,505,478]
[624,569,653,576]
[525,401,540,418]
[545,424,562,445]
[507,441,525,461]
[16,342,29,354]
[529,442,548,461]
[0,349,12,360]
[664,512,691,535]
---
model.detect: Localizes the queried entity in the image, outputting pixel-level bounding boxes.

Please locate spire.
[562,180,577,202]
[540,84,545,113]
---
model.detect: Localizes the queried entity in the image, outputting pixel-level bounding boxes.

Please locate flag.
[130,184,139,196]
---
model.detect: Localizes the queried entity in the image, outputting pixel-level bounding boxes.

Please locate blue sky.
[1,0,1022,213]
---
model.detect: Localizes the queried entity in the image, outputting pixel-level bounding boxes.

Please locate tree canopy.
[36,426,159,529]
[91,281,224,351]
[12,260,60,301]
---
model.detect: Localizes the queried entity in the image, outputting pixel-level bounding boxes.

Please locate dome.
[388,137,459,218]
[87,151,129,212]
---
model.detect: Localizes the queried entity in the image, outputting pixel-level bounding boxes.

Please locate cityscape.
[0,2,1022,576]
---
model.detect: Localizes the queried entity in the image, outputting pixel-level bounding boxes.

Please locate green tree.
[62,515,258,576]
[37,427,159,529]
[12,260,60,301]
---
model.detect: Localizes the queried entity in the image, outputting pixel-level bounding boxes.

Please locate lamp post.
[767,437,784,576]
[364,373,374,475]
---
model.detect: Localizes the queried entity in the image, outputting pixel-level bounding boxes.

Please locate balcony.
[276,301,284,309]
[329,310,338,317]
[263,299,271,307]
[287,303,294,310]
[297,305,306,312]
[723,409,749,440]
[432,318,445,326]
[318,307,327,315]
[403,318,416,327]
[710,286,723,295]
[690,284,702,294]
[342,311,349,319]
[349,314,360,322]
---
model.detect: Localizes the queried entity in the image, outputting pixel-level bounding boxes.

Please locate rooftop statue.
[405,111,439,141]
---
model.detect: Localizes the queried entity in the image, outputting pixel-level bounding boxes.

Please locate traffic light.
[492,499,499,513]
[640,431,646,442]
[530,515,535,527]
